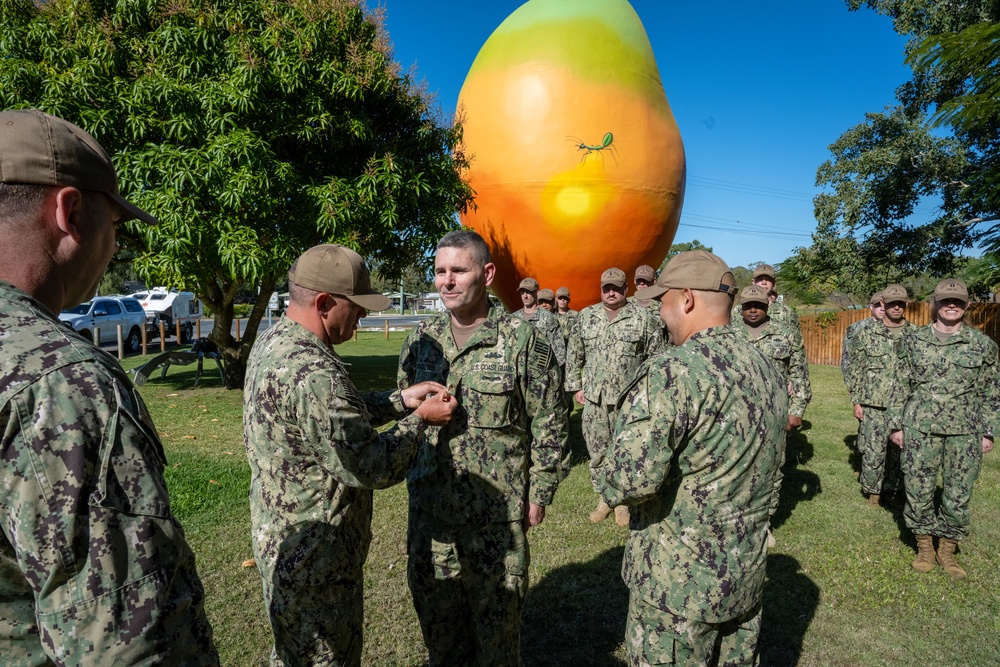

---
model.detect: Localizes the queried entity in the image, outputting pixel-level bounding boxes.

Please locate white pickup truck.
[59,297,147,352]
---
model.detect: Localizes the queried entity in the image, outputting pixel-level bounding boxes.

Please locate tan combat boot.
[911,534,935,573]
[589,500,612,523]
[936,537,968,579]
[614,505,630,527]
[868,493,880,508]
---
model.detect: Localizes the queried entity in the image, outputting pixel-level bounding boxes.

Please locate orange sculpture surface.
[457,0,685,308]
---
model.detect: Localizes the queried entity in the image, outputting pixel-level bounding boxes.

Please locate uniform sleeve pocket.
[92,384,172,519]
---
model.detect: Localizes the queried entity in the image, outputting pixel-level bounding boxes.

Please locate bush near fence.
[799,302,1000,366]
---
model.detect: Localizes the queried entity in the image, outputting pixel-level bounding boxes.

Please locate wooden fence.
[799,303,1000,366]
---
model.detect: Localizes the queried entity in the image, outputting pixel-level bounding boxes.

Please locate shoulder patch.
[530,339,553,374]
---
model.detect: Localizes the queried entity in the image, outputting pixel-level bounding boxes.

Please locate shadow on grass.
[522,546,628,667]
[760,553,819,666]
[772,424,821,530]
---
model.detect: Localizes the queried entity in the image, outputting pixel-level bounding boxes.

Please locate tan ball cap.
[634,264,655,282]
[556,286,570,298]
[881,284,908,303]
[753,264,776,280]
[636,250,738,301]
[0,109,157,225]
[518,277,539,291]
[537,288,555,302]
[600,267,627,288]
[289,244,390,311]
[739,285,770,306]
[869,291,883,306]
[934,278,969,303]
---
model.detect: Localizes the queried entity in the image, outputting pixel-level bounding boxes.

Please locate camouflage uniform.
[598,325,786,666]
[555,309,579,343]
[840,316,879,385]
[847,321,914,497]
[244,316,425,667]
[398,308,568,666]
[566,301,664,488]
[512,306,566,366]
[892,324,1000,540]
[733,319,811,520]
[0,280,218,666]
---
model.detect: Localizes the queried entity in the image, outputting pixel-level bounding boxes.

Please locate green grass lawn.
[122,333,1000,666]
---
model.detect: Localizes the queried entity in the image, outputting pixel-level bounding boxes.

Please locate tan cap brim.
[636,285,668,300]
[109,192,159,225]
[348,292,391,311]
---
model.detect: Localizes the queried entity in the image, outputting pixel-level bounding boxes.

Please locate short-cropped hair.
[437,230,491,266]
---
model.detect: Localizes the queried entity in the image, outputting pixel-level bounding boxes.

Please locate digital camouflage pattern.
[0,281,218,666]
[902,432,982,539]
[846,321,914,495]
[398,307,569,524]
[244,316,424,667]
[626,594,762,667]
[565,300,665,405]
[555,309,578,343]
[407,505,527,666]
[599,326,786,624]
[893,324,1000,539]
[512,306,566,366]
[566,301,665,487]
[840,316,879,385]
[891,324,1000,436]
[733,318,812,518]
[398,307,568,665]
[734,320,811,418]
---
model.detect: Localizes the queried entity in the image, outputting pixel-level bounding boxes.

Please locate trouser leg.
[583,401,615,492]
[407,504,528,667]
[407,505,475,666]
[858,406,890,495]
[937,434,983,540]
[902,429,943,535]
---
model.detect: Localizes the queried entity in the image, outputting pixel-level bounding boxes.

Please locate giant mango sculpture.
[457,0,685,309]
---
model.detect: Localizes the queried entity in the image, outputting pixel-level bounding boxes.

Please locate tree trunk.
[208,275,278,389]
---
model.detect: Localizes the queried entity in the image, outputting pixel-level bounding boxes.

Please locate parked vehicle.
[59,297,146,352]
[129,287,204,343]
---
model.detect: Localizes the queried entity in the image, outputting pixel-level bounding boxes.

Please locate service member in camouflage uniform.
[0,109,218,664]
[398,230,569,666]
[537,287,556,313]
[598,251,786,667]
[847,284,912,509]
[890,279,999,579]
[840,291,884,386]
[244,245,455,666]
[731,263,800,330]
[554,286,579,342]
[512,277,567,367]
[734,285,811,547]
[566,267,665,526]
[632,264,660,314]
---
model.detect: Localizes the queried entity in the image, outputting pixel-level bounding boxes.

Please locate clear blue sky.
[381,0,912,269]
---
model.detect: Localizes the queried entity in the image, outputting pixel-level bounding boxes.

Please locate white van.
[129,287,204,343]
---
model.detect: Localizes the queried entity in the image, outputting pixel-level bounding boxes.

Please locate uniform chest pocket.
[460,372,517,429]
[767,340,792,361]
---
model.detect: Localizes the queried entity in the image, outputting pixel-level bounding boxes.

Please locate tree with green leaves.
[0,0,473,386]
[802,1,1000,300]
